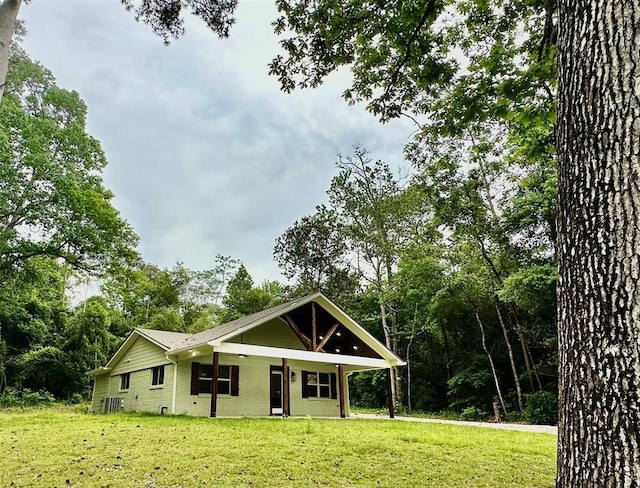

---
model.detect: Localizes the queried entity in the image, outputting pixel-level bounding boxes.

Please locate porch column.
[210,351,219,418]
[386,368,394,419]
[282,358,290,416]
[338,364,346,418]
[171,357,178,414]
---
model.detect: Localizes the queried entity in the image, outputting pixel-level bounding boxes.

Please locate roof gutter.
[86,366,111,376]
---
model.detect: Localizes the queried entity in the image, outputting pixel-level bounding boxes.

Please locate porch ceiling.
[282,302,382,359]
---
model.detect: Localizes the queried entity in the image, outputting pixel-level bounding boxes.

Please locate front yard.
[0,408,556,487]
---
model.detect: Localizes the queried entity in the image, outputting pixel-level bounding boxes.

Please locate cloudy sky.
[19,0,414,284]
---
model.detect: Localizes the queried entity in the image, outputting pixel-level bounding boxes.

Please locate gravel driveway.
[349,412,558,435]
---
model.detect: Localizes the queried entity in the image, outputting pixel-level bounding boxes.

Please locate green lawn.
[0,408,556,488]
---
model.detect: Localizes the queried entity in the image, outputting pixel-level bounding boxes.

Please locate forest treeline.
[0,40,557,423]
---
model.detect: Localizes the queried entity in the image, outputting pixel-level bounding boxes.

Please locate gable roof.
[173,294,315,352]
[89,292,404,375]
[168,292,404,366]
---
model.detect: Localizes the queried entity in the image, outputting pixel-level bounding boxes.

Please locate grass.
[0,407,556,487]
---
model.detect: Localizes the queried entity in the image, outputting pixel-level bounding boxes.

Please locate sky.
[19,0,415,285]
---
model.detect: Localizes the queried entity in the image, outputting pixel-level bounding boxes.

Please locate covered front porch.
[201,342,395,418]
[164,293,403,418]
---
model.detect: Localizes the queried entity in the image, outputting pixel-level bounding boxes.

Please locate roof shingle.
[137,294,318,352]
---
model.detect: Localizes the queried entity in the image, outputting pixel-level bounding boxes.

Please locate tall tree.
[221,264,285,322]
[556,3,640,485]
[0,0,20,103]
[0,0,238,104]
[273,205,359,304]
[0,48,138,275]
[328,146,424,407]
[0,256,69,395]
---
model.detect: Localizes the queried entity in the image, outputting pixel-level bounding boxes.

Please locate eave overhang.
[208,341,402,369]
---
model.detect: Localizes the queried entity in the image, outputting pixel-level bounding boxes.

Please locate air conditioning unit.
[103,397,123,414]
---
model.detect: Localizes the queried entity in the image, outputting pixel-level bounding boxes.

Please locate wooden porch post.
[338,364,346,418]
[282,358,290,416]
[386,368,394,419]
[210,351,219,418]
[311,302,317,350]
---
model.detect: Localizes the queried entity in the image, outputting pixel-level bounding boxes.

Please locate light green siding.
[104,364,174,413]
[231,318,306,350]
[90,373,110,413]
[91,335,174,414]
[173,353,277,417]
[111,336,168,375]
[289,360,341,417]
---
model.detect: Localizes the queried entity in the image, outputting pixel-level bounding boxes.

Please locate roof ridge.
[193,292,320,337]
[169,292,323,351]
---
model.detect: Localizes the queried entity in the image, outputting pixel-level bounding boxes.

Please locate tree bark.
[378,297,398,408]
[0,0,22,104]
[474,308,507,416]
[495,303,524,411]
[556,2,640,486]
[384,259,404,408]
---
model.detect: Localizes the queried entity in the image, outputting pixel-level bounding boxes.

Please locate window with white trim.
[151,365,165,387]
[305,372,331,398]
[195,364,236,395]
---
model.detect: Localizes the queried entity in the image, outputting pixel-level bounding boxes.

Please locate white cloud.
[19,0,415,283]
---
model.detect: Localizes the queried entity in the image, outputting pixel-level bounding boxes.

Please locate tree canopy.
[0,47,138,275]
[0,0,238,104]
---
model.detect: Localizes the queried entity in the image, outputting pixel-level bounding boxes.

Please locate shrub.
[446,367,493,412]
[67,393,85,405]
[523,391,558,425]
[0,388,55,408]
[460,406,489,421]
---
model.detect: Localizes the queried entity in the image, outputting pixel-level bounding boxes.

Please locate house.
[88,292,404,418]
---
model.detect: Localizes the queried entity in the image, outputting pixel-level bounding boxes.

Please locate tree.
[273,205,359,304]
[221,264,285,322]
[174,255,239,308]
[271,0,640,483]
[0,0,238,104]
[0,256,69,395]
[394,241,446,412]
[556,3,640,485]
[328,146,425,407]
[0,48,138,276]
[102,261,182,331]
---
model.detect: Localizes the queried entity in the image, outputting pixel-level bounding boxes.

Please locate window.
[120,373,130,391]
[198,364,214,394]
[217,365,231,395]
[151,365,165,387]
[190,362,239,396]
[302,371,336,399]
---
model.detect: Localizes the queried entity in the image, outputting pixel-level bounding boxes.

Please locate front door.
[270,369,283,415]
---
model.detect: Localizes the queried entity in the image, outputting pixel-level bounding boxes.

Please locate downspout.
[166,354,178,414]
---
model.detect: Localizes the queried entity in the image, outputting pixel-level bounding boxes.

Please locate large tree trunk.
[0,0,22,104]
[556,2,640,486]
